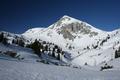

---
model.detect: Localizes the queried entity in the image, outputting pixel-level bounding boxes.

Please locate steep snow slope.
[72,29,120,66]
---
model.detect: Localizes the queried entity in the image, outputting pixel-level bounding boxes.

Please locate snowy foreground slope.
[1,58,120,80]
[0,39,120,80]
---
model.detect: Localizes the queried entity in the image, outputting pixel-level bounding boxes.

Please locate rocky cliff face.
[49,15,99,40]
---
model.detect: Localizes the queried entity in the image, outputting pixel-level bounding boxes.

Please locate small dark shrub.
[100,63,113,71]
[4,51,17,58]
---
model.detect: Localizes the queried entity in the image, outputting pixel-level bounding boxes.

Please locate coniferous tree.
[57,48,61,53]
[30,39,41,56]
[54,45,58,49]
[53,47,55,52]
[43,41,46,44]
[107,35,110,39]
[68,45,72,50]
[2,37,8,45]
[85,62,88,65]
[12,39,15,44]
[115,50,118,58]
[87,46,90,50]
[44,45,48,51]
[52,51,55,57]
[61,51,64,55]
[16,39,19,44]
[57,53,61,60]
[18,39,25,47]
[115,48,120,58]
[0,32,4,42]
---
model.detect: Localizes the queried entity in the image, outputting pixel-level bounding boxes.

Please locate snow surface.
[0,37,120,80]
[0,42,119,80]
[1,58,120,80]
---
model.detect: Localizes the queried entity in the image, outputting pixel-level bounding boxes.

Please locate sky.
[0,0,120,33]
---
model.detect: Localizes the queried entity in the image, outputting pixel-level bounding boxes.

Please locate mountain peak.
[60,15,80,22]
[62,15,73,18]
[50,15,95,30]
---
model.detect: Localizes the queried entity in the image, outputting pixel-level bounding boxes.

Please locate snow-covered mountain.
[23,15,108,51]
[22,15,120,66]
[0,15,120,66]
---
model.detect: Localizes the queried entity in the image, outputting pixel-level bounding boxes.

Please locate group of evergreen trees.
[0,32,25,47]
[100,63,113,71]
[26,39,64,60]
[12,39,25,47]
[0,32,8,45]
[26,39,43,57]
[0,32,66,61]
